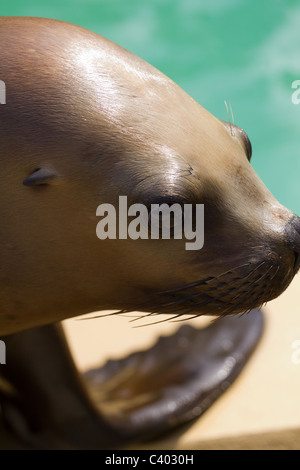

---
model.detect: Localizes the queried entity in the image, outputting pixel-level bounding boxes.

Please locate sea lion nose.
[285,214,300,273]
[286,214,300,252]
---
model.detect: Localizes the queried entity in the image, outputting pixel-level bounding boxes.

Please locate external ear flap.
[23,168,58,186]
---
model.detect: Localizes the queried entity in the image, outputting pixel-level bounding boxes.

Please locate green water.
[1,0,300,213]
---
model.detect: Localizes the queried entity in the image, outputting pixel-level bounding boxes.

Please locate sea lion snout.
[285,214,300,273]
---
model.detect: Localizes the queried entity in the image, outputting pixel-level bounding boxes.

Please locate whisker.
[132,313,189,328]
[79,309,126,320]
[133,262,252,309]
[79,259,280,324]
[224,100,234,136]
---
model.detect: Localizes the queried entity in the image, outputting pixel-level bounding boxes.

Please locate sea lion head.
[0,17,299,334]
[109,117,300,320]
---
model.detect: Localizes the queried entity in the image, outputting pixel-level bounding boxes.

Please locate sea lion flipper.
[0,313,263,448]
[0,325,126,449]
[85,309,264,441]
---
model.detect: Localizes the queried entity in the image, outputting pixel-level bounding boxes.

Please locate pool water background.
[1,0,300,214]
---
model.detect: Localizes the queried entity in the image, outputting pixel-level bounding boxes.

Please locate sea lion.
[0,17,299,449]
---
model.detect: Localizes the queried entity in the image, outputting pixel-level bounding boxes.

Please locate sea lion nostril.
[286,215,300,254]
[294,252,300,274]
[290,214,300,234]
